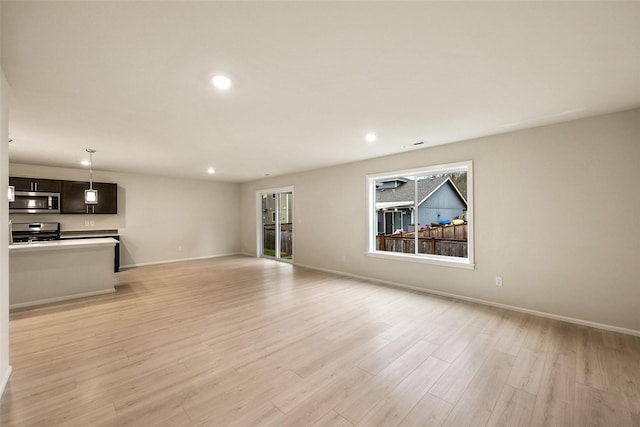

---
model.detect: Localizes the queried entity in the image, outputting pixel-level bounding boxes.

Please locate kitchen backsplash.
[8,213,124,232]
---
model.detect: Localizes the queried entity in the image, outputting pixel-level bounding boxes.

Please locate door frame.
[256,185,294,263]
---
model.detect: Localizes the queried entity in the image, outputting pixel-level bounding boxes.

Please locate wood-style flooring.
[1,255,639,426]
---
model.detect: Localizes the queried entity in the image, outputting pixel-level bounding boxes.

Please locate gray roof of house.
[376,176,465,206]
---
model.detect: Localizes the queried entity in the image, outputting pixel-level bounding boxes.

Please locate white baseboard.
[294,262,640,338]
[118,253,640,337]
[9,289,116,310]
[0,365,12,397]
[120,252,242,270]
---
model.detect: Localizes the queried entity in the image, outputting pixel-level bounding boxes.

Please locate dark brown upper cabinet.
[92,182,118,214]
[60,181,118,214]
[9,177,61,193]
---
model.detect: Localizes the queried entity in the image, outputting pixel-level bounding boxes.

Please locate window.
[367,161,474,269]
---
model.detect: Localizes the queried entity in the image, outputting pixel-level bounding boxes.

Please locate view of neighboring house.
[262,193,293,225]
[375,175,467,234]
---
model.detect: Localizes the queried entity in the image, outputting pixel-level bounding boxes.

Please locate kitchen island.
[9,238,118,309]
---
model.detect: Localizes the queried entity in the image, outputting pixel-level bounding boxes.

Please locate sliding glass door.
[259,188,293,262]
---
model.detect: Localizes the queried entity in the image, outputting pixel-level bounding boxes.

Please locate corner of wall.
[1,65,13,395]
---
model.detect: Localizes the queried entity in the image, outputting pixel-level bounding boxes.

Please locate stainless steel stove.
[11,222,61,243]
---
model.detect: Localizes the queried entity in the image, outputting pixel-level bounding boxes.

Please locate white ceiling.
[2,1,639,182]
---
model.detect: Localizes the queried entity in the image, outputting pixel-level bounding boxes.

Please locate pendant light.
[85,149,98,204]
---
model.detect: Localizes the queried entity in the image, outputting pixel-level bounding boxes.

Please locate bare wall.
[240,109,640,332]
[1,67,11,396]
[9,164,241,267]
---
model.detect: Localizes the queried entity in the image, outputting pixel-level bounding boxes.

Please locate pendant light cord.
[87,148,96,190]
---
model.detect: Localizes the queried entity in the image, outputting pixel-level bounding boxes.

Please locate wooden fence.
[377,223,468,258]
[263,223,293,257]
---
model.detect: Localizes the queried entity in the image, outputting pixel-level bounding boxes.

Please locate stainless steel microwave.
[9,191,61,214]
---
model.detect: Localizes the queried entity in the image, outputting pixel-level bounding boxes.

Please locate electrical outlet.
[495,276,503,287]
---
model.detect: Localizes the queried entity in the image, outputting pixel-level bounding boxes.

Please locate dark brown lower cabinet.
[61,181,118,214]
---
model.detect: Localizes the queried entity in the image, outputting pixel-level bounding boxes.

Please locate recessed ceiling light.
[365,132,377,143]
[207,167,215,174]
[212,75,232,91]
[81,159,91,166]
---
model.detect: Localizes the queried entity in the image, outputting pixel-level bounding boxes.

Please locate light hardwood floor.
[1,255,639,426]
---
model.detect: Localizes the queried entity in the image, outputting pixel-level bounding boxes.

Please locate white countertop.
[9,237,118,253]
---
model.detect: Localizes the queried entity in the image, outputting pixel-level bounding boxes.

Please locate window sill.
[367,250,475,270]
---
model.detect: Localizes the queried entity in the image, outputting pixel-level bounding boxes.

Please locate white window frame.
[367,161,474,269]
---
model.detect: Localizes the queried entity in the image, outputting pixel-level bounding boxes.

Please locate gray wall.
[240,108,640,333]
[9,164,241,267]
